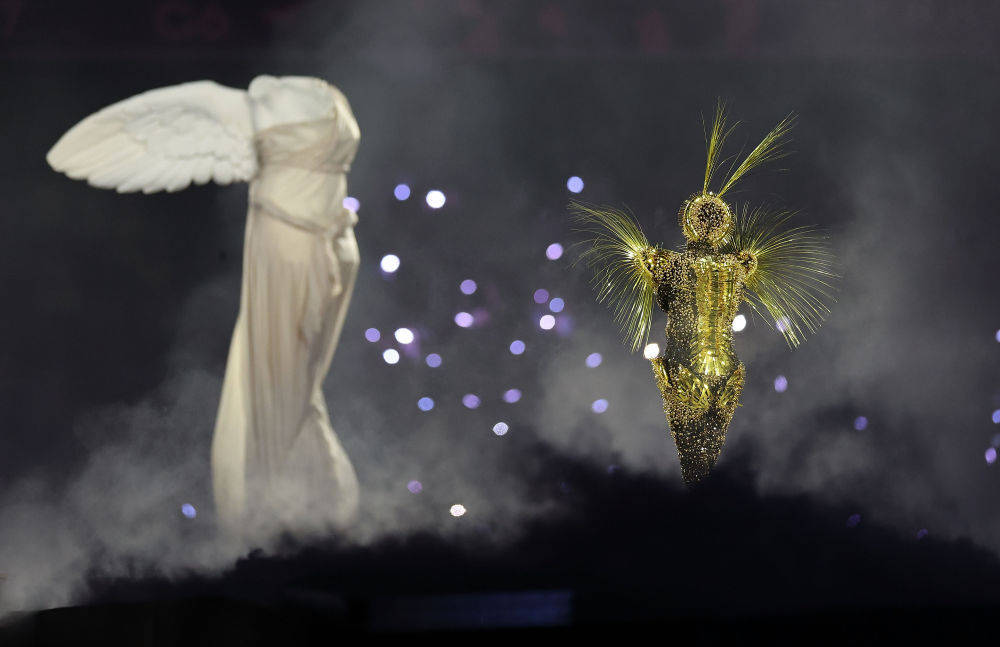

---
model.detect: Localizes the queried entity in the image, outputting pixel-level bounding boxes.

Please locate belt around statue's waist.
[250,198,357,297]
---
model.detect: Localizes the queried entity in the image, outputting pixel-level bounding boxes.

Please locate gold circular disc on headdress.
[679,193,733,245]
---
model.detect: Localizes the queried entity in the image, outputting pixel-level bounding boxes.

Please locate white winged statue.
[48,76,362,536]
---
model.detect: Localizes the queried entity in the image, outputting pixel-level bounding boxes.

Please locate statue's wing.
[47,80,257,194]
[722,205,837,348]
[570,202,661,353]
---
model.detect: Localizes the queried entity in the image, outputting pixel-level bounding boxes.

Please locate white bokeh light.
[426,190,446,209]
[394,327,415,344]
[383,349,400,364]
[493,421,509,436]
[450,504,467,517]
[380,254,400,273]
[539,314,556,330]
[455,311,474,328]
[732,314,747,332]
[342,196,360,212]
[643,343,660,359]
[566,176,584,193]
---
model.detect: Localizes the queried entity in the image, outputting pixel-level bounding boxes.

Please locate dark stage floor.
[3,460,998,645]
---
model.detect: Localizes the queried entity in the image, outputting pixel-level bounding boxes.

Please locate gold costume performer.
[573,104,835,485]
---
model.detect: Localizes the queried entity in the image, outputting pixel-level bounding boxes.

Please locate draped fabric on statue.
[45,75,364,535]
[212,111,361,533]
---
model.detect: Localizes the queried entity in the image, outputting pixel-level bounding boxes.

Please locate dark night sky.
[2,0,1000,634]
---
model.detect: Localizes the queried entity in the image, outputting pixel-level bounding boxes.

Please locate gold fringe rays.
[570,202,657,353]
[721,205,837,348]
[702,101,736,194]
[702,100,797,199]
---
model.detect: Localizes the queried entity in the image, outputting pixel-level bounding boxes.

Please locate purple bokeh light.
[546,243,564,260]
[407,480,423,494]
[987,447,997,465]
[549,297,565,313]
[774,375,788,393]
[509,340,526,355]
[533,288,550,304]
[425,353,442,367]
[454,311,474,328]
[364,327,380,343]
[462,394,481,409]
[585,352,602,368]
[181,503,196,519]
[342,196,360,212]
[460,279,477,295]
[394,183,411,201]
[992,409,1000,424]
[503,388,522,403]
[854,416,868,431]
[917,528,928,539]
[591,398,609,413]
[846,513,861,528]
[417,397,434,411]
[566,176,584,193]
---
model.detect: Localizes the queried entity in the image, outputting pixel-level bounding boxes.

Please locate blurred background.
[2,0,1000,640]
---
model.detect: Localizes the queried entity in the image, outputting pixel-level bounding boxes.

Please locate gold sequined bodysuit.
[572,104,835,486]
[648,243,751,484]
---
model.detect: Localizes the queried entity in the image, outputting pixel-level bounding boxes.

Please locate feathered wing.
[722,205,837,348]
[570,202,658,353]
[47,80,257,194]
